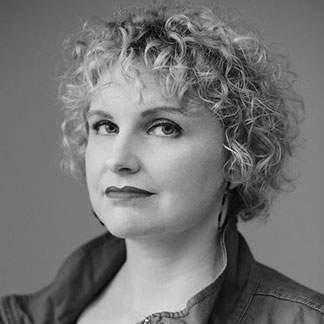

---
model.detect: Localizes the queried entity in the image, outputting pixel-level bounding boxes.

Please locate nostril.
[105,139,140,174]
[106,157,140,174]
[117,166,133,173]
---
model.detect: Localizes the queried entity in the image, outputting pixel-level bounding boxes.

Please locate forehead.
[88,64,224,139]
[91,65,201,115]
[93,65,165,105]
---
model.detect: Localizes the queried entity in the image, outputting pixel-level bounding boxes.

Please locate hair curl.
[59,3,303,220]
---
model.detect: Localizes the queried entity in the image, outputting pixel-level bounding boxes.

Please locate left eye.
[148,122,182,137]
[90,120,119,136]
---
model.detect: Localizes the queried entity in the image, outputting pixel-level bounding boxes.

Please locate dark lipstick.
[105,186,155,200]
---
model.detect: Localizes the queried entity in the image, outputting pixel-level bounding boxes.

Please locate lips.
[105,186,155,200]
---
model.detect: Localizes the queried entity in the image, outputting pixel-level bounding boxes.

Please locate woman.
[1,3,323,324]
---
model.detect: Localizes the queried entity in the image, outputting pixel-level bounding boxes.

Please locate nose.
[105,133,140,174]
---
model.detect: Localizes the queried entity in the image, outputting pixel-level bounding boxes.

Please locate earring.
[92,210,106,227]
[217,182,230,232]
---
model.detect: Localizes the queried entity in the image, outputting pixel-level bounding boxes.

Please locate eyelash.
[91,120,118,135]
[147,121,182,137]
[90,119,182,138]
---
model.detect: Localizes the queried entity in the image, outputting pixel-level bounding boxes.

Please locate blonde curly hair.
[59,3,303,220]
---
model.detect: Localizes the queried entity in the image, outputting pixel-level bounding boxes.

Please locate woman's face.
[85,66,226,240]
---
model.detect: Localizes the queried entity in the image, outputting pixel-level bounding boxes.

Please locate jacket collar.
[8,218,259,324]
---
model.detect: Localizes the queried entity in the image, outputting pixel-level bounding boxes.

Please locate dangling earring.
[217,182,230,232]
[92,210,106,227]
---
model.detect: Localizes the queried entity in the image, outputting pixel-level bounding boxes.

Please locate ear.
[228,181,240,190]
[227,168,241,190]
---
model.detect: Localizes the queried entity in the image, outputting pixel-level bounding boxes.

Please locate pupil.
[105,125,115,133]
[163,125,173,134]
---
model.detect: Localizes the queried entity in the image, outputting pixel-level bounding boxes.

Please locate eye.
[91,120,119,136]
[147,121,182,137]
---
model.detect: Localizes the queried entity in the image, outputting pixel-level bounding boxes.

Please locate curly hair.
[59,3,303,220]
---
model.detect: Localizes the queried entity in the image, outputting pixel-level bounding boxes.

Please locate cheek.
[85,143,102,185]
[85,145,93,178]
[152,143,224,195]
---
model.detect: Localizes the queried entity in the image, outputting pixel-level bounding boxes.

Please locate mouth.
[104,186,155,200]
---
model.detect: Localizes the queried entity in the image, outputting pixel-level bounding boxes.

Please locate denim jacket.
[1,218,324,324]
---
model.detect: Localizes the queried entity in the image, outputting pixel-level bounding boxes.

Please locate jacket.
[1,218,324,324]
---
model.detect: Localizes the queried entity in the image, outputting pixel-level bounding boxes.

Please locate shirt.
[1,218,324,324]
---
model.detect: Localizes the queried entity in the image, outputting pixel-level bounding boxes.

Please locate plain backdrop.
[0,0,323,295]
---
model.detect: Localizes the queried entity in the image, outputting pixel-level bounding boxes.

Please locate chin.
[99,211,158,239]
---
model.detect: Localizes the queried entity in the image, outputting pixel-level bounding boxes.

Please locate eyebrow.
[87,106,188,120]
[140,106,188,118]
[87,110,113,120]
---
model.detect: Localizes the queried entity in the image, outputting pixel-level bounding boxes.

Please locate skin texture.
[82,65,228,323]
[86,66,227,241]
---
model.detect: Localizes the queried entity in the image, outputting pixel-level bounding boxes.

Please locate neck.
[119,225,225,314]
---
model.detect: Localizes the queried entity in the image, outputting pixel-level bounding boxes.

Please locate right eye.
[90,120,119,136]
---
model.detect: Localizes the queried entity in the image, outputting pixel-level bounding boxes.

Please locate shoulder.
[0,233,123,324]
[243,261,324,323]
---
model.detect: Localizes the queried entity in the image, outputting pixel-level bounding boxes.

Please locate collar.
[6,218,259,324]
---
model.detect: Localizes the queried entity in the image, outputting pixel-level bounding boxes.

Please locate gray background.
[0,0,323,295]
